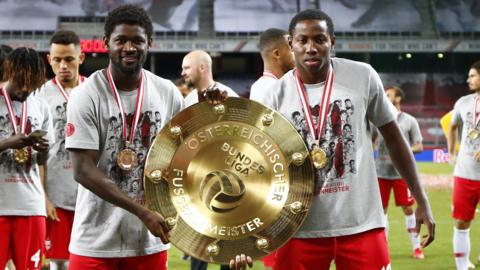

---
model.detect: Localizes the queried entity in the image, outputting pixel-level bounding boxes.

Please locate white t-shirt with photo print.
[251,57,397,238]
[66,69,185,257]
[451,93,480,180]
[0,94,54,216]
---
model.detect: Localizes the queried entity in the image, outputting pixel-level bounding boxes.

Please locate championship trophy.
[144,98,314,264]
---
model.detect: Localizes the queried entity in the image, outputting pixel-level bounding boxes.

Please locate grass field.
[165,162,480,270]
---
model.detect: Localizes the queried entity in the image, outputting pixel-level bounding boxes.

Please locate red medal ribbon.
[263,71,278,80]
[106,66,145,145]
[293,63,334,142]
[1,87,27,134]
[52,75,85,101]
[473,95,480,129]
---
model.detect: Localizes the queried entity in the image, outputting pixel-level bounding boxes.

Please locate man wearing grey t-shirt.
[34,29,85,270]
[448,60,480,270]
[65,5,183,270]
[373,86,424,260]
[240,9,435,270]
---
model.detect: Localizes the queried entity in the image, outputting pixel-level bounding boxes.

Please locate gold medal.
[468,128,479,140]
[13,148,29,164]
[117,145,138,171]
[311,146,327,169]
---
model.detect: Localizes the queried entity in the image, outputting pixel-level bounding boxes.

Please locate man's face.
[48,43,84,84]
[6,80,30,102]
[386,89,401,106]
[290,19,334,76]
[467,68,480,92]
[181,56,200,87]
[105,24,151,74]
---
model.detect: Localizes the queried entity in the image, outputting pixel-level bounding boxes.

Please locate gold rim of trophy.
[144,98,315,264]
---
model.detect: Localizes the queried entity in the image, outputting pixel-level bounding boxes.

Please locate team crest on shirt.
[291,98,356,195]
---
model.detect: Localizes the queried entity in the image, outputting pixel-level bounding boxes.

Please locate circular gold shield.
[144,98,314,264]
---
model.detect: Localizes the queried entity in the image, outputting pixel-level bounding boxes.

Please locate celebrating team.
[8,4,476,270]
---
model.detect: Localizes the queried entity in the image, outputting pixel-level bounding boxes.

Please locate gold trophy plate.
[144,98,314,264]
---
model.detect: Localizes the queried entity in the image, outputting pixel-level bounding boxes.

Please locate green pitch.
[166,162,478,270]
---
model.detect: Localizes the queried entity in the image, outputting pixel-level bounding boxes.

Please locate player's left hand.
[229,254,253,270]
[414,202,435,248]
[32,138,49,153]
[473,150,480,162]
[46,198,60,221]
[199,85,228,105]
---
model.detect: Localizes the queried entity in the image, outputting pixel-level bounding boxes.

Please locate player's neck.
[395,104,401,111]
[4,81,25,101]
[264,63,284,79]
[109,66,142,91]
[196,78,215,91]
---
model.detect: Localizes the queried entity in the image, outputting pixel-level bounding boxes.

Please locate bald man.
[181,50,238,107]
[250,28,294,102]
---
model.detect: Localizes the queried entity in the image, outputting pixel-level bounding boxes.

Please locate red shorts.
[273,228,390,270]
[0,216,46,270]
[262,251,276,267]
[46,208,75,260]
[378,178,414,208]
[69,251,168,270]
[452,176,480,221]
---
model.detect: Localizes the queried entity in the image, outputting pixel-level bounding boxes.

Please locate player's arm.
[379,120,435,247]
[447,122,459,163]
[70,148,170,243]
[0,134,34,153]
[39,164,59,221]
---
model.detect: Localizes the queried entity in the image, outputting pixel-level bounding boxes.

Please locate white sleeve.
[451,99,463,126]
[366,66,396,127]
[249,80,279,110]
[65,88,99,150]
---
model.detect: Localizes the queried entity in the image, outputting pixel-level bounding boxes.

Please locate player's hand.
[32,138,49,153]
[199,85,228,105]
[229,254,253,270]
[473,150,480,162]
[140,209,171,244]
[415,202,435,248]
[2,133,34,149]
[46,198,60,221]
[449,154,457,165]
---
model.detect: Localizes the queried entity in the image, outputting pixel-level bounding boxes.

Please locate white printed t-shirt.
[375,112,422,179]
[251,57,396,238]
[0,93,53,216]
[34,79,79,210]
[451,93,480,180]
[250,74,278,101]
[66,69,184,257]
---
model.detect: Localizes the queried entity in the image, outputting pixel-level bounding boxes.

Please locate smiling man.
[34,30,85,270]
[247,9,435,270]
[65,5,184,270]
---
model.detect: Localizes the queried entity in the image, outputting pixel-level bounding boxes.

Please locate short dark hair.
[386,86,405,101]
[3,47,45,91]
[289,9,334,38]
[471,60,480,72]
[104,5,153,40]
[0,44,13,81]
[259,28,288,52]
[50,30,80,46]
